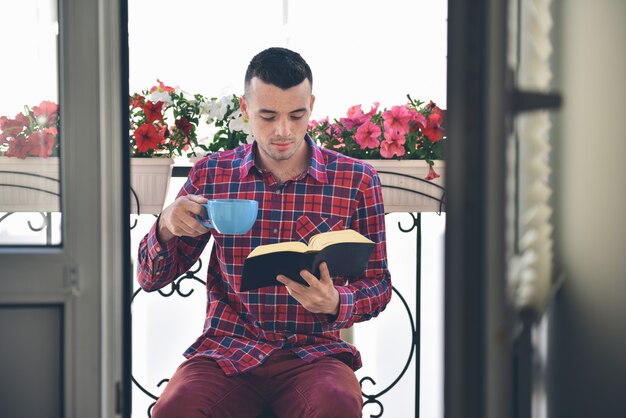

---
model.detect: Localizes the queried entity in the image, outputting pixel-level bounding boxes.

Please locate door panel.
[0,305,63,418]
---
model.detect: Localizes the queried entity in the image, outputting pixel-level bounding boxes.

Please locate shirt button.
[258,354,265,360]
[273,228,278,234]
[275,189,281,195]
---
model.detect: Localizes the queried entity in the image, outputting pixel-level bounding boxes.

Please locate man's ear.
[239,96,249,119]
[309,94,315,114]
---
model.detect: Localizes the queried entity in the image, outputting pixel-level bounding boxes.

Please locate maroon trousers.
[151,350,363,418]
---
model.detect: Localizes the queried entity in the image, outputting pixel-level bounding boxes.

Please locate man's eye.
[291,115,304,120]
[261,116,275,122]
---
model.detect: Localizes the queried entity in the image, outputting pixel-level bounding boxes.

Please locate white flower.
[36,115,48,126]
[229,111,252,136]
[148,90,173,104]
[200,96,232,121]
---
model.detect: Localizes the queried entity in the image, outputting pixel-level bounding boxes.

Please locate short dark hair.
[244,47,313,93]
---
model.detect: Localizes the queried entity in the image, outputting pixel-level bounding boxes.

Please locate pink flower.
[5,136,32,159]
[365,102,380,117]
[150,79,175,93]
[26,128,57,157]
[425,165,440,180]
[0,113,29,137]
[408,108,427,130]
[340,105,364,130]
[380,139,406,158]
[32,101,59,125]
[308,117,327,131]
[355,121,381,149]
[346,104,364,119]
[383,128,407,145]
[340,103,379,130]
[329,122,344,139]
[382,105,411,136]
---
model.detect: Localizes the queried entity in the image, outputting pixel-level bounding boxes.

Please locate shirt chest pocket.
[295,215,345,243]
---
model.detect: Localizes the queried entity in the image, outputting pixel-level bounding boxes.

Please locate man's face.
[240,77,315,166]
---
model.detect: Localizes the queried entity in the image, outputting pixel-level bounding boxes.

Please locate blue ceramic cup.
[195,199,258,235]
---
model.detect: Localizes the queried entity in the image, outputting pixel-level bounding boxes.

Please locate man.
[137,47,392,417]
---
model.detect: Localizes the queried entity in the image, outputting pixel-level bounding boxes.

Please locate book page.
[247,240,309,258]
[308,229,374,251]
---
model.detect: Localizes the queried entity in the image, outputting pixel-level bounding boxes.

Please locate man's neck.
[256,145,311,184]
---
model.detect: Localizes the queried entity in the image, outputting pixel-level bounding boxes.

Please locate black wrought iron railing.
[0,165,446,418]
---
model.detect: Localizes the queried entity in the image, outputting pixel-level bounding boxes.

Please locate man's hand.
[157,194,209,243]
[276,262,340,316]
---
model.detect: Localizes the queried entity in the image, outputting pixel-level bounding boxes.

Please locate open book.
[240,229,376,292]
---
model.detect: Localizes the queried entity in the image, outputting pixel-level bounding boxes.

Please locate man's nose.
[275,118,291,138]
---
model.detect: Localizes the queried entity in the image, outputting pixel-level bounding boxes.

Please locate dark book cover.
[240,241,375,292]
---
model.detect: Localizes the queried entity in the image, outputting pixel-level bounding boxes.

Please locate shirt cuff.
[146,219,178,261]
[328,286,355,330]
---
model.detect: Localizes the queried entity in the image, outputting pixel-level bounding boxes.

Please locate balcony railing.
[0,164,446,418]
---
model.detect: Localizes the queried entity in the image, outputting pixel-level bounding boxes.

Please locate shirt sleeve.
[136,165,211,292]
[328,167,392,329]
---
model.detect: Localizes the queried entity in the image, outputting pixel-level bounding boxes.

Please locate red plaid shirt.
[137,135,392,376]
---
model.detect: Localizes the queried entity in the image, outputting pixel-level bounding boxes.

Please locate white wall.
[128,0,448,118]
[550,1,626,417]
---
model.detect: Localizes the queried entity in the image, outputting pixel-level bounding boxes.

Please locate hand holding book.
[276,261,340,315]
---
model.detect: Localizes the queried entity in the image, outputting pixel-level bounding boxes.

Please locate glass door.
[0,0,127,416]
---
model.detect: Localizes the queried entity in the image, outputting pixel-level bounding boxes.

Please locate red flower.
[130,94,145,108]
[425,101,445,119]
[142,101,164,124]
[175,117,193,135]
[425,165,440,181]
[422,113,445,142]
[134,123,164,153]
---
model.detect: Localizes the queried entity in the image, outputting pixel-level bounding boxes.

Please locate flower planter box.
[130,158,174,215]
[366,160,445,213]
[0,157,61,212]
[0,157,173,214]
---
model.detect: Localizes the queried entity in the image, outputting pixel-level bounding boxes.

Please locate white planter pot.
[0,157,173,214]
[366,160,445,213]
[130,158,174,214]
[0,156,61,212]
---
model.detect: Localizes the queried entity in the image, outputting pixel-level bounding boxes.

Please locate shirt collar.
[239,134,328,184]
